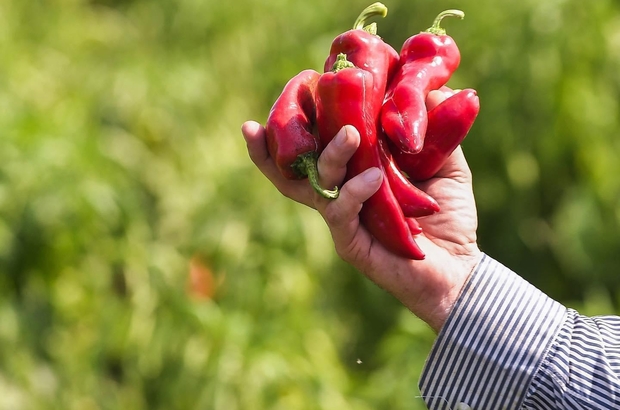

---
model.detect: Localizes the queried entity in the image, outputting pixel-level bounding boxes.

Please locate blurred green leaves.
[2,0,620,409]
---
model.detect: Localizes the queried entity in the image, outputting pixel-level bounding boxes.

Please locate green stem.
[292,152,339,199]
[426,9,465,36]
[331,53,355,72]
[353,2,388,35]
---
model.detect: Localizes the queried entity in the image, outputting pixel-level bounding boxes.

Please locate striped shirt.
[419,254,620,410]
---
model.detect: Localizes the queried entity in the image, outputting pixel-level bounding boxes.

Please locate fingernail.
[334,126,349,146]
[362,167,382,183]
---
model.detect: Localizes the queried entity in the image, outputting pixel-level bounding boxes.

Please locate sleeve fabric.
[418,254,620,410]
[522,310,620,409]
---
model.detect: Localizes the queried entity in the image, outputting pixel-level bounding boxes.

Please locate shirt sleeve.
[418,254,567,410]
[419,254,620,410]
[522,310,620,409]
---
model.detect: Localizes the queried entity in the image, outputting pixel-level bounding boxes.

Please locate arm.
[524,310,620,409]
[242,91,620,409]
[422,255,620,410]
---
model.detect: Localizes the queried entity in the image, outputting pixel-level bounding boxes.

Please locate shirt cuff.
[418,254,567,410]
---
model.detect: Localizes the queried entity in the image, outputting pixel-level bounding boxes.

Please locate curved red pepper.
[381,10,464,154]
[317,54,425,260]
[323,2,399,114]
[378,134,439,217]
[392,89,480,181]
[325,3,438,219]
[265,69,338,199]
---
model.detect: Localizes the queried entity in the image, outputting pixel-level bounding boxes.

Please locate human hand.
[241,89,482,332]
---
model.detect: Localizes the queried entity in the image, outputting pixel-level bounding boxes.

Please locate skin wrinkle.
[421,257,477,331]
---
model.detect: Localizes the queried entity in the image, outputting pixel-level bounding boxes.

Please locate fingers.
[241,120,276,177]
[242,121,364,208]
[242,120,378,220]
[426,87,461,111]
[426,90,449,111]
[316,125,360,194]
[321,168,383,262]
[241,120,314,206]
[242,118,382,262]
[321,167,382,247]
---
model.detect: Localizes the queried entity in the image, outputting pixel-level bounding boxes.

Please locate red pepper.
[407,217,423,235]
[325,3,438,218]
[378,134,439,217]
[381,10,465,154]
[317,54,425,260]
[323,2,400,114]
[265,69,339,199]
[391,89,480,181]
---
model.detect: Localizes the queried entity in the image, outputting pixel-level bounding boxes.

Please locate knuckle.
[322,201,343,226]
[340,181,361,202]
[336,236,369,266]
[317,148,336,171]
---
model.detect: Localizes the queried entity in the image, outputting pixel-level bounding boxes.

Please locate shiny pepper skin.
[378,134,439,217]
[324,3,438,218]
[323,2,400,114]
[265,69,338,199]
[316,54,426,260]
[391,88,480,181]
[381,10,464,154]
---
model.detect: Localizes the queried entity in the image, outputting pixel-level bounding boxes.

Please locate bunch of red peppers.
[265,2,480,260]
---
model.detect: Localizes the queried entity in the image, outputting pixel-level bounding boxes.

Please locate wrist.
[408,247,483,333]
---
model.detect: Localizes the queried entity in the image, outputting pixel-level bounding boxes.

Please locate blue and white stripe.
[523,310,620,409]
[419,254,567,409]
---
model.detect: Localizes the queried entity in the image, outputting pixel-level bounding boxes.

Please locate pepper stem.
[332,53,355,72]
[292,152,339,199]
[353,2,388,35]
[426,9,465,36]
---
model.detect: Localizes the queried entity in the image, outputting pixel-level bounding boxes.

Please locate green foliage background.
[1,0,620,408]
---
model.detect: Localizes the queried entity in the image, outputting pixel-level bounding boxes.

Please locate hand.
[241,90,482,332]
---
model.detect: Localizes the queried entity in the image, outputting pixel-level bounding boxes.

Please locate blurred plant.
[1,0,620,409]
